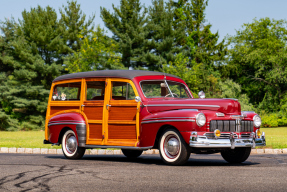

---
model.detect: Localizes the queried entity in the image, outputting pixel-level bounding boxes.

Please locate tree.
[59,0,95,52]
[101,0,148,69]
[224,18,287,111]
[0,19,61,130]
[65,26,123,73]
[142,0,186,71]
[162,0,227,97]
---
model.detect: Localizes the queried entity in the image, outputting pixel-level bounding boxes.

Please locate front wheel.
[62,130,86,159]
[221,147,251,163]
[121,149,143,158]
[159,129,190,165]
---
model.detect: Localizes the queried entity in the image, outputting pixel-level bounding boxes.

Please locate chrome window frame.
[139,80,192,99]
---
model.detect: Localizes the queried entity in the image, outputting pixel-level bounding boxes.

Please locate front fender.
[140,109,201,147]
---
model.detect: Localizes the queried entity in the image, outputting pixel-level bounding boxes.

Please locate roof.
[53,70,180,82]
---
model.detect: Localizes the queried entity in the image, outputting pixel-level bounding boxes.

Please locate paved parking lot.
[0,153,287,192]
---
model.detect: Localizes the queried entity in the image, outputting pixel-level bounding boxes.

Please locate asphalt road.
[0,153,287,192]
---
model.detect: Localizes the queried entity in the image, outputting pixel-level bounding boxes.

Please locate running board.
[84,145,153,150]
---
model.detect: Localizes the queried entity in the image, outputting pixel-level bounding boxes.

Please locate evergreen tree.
[18,5,67,66]
[101,0,148,69]
[0,19,61,130]
[142,0,186,71]
[59,0,95,52]
[170,0,227,96]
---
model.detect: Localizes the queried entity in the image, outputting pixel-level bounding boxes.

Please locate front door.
[105,78,140,147]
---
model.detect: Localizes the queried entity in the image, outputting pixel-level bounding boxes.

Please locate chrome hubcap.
[164,135,180,158]
[66,134,77,154]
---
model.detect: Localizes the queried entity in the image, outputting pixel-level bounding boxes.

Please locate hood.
[146,98,241,115]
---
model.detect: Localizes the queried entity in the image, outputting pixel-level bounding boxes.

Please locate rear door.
[82,78,106,145]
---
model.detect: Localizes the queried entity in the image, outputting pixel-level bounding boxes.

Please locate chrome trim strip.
[147,104,220,108]
[49,120,85,123]
[48,123,86,126]
[142,117,196,121]
[84,145,153,150]
[141,119,195,124]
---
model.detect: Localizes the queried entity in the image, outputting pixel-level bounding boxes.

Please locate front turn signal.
[256,129,261,138]
[214,129,221,139]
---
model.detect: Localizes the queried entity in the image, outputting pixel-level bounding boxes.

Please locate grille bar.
[209,120,253,132]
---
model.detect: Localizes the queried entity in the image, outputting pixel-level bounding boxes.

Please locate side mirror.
[135,96,141,103]
[198,91,205,99]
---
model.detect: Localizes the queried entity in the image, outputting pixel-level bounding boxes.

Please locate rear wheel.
[221,147,251,163]
[159,129,190,165]
[62,130,85,159]
[121,149,143,158]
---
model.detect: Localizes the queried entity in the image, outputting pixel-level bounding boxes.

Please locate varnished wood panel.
[108,124,136,139]
[89,124,102,139]
[50,106,79,115]
[84,106,103,120]
[109,107,136,121]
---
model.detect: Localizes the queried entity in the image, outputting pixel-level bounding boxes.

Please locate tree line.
[0,0,286,130]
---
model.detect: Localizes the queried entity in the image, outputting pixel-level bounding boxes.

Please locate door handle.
[106,104,111,110]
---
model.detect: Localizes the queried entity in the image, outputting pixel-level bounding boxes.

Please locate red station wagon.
[44,70,265,165]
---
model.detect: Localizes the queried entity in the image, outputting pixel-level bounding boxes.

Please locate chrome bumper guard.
[189,132,266,149]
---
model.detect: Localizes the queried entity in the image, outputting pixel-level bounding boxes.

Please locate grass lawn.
[0,131,60,149]
[260,127,287,149]
[0,127,287,149]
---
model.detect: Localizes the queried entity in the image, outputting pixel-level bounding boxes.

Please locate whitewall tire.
[62,130,85,159]
[159,129,190,165]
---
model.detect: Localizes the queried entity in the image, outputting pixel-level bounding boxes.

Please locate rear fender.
[48,112,86,146]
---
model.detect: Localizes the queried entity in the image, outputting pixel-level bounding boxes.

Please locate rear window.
[52,82,81,101]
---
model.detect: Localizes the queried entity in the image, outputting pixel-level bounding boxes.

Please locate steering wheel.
[165,93,179,98]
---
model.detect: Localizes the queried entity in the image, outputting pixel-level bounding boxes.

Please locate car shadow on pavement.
[45,154,260,167]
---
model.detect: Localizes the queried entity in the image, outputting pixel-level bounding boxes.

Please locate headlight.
[253,115,261,128]
[196,113,206,126]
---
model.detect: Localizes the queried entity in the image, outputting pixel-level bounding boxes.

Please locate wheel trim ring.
[163,134,180,159]
[65,133,77,154]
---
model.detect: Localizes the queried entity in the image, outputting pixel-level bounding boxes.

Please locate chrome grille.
[209,120,253,132]
[204,133,238,139]
[241,133,251,138]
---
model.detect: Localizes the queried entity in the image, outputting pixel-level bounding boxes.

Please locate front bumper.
[189,133,266,149]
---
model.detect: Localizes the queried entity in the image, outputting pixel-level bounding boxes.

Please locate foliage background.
[0,0,286,130]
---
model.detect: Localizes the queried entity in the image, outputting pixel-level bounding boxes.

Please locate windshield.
[140,80,191,98]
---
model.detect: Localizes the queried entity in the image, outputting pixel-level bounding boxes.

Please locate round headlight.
[253,115,261,128]
[196,113,206,126]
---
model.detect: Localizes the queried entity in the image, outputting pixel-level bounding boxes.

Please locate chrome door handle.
[81,105,85,107]
[106,104,111,110]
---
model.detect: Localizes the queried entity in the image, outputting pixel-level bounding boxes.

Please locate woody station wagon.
[44,70,265,165]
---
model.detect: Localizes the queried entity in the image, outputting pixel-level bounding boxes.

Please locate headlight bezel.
[196,113,206,127]
[253,115,262,128]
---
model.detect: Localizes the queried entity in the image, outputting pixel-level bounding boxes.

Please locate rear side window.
[52,82,81,101]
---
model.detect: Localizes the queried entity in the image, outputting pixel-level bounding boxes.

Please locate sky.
[1,0,287,41]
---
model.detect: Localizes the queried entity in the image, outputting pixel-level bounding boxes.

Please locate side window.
[86,81,106,100]
[52,82,81,101]
[111,82,136,100]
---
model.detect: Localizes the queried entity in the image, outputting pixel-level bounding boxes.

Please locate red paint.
[48,113,84,143]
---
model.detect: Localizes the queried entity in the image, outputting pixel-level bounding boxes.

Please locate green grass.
[0,128,287,149]
[260,127,287,149]
[0,131,61,149]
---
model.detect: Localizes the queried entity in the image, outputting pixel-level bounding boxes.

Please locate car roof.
[53,70,180,82]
